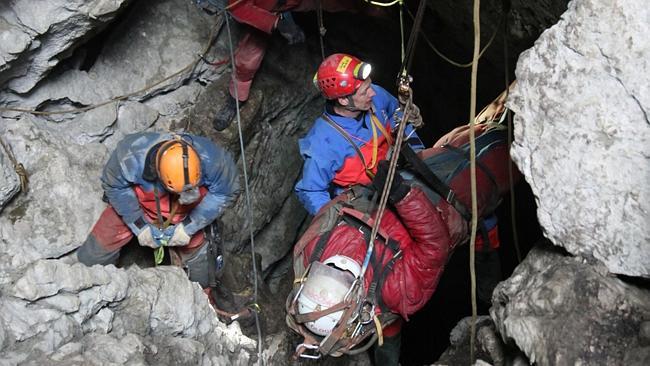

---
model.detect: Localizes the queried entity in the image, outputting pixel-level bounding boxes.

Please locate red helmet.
[314,53,372,99]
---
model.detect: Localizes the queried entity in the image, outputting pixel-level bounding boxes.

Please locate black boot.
[213,96,242,131]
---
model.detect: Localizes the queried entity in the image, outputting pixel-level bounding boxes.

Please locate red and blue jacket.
[295,84,424,215]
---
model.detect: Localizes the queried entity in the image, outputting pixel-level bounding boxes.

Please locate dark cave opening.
[293,4,545,364]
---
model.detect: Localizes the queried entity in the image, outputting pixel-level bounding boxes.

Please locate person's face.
[343,78,375,111]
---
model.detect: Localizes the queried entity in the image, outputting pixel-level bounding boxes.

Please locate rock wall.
[491,244,650,366]
[509,0,650,277]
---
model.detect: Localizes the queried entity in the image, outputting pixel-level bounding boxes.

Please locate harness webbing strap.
[294,301,350,323]
[400,143,472,221]
[309,222,338,263]
[321,113,391,179]
[442,143,498,189]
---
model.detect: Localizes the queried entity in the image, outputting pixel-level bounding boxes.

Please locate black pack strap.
[321,114,368,170]
[477,219,491,253]
[309,224,339,263]
[400,142,471,221]
[442,144,499,189]
[375,249,402,313]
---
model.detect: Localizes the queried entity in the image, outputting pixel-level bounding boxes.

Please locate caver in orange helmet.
[314,53,372,100]
[156,138,201,193]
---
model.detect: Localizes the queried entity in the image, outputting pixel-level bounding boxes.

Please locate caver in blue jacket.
[102,132,240,236]
[295,84,424,215]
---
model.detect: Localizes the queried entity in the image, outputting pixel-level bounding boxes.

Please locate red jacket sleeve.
[380,187,452,319]
[229,0,278,34]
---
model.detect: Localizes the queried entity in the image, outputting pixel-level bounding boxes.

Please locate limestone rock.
[491,243,650,366]
[509,0,650,277]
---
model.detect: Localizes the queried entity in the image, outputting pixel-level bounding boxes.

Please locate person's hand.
[371,161,411,203]
[407,103,424,128]
[137,225,164,248]
[165,223,191,247]
[276,12,305,45]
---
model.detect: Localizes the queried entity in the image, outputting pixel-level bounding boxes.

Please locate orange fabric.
[331,123,392,187]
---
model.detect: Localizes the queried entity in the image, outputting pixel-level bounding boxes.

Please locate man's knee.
[77,233,120,266]
[183,243,209,288]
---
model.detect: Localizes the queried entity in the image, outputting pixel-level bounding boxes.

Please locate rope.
[400,0,427,78]
[0,136,28,193]
[317,0,326,60]
[404,4,503,68]
[365,0,401,7]
[360,97,412,278]
[224,13,263,365]
[468,0,481,363]
[502,7,522,263]
[0,5,240,117]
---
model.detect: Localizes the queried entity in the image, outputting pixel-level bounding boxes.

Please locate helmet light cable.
[224,12,264,365]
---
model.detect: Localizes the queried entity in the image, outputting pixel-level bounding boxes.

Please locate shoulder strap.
[321,113,369,169]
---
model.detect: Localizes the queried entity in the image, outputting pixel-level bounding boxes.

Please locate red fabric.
[332,124,392,187]
[228,0,365,101]
[475,224,500,251]
[382,318,402,338]
[91,186,208,254]
[299,187,453,320]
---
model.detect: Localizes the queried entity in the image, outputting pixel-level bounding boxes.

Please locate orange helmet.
[156,138,201,193]
[314,53,372,99]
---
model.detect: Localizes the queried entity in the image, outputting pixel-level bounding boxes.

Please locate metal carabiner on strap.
[296,343,321,359]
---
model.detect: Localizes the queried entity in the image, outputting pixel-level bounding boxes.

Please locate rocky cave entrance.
[0,0,578,364]
[82,1,559,364]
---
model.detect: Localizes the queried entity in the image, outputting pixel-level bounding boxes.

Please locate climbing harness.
[287,196,401,359]
[0,136,28,194]
[321,111,393,180]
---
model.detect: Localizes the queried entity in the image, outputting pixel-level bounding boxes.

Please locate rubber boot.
[213,96,242,131]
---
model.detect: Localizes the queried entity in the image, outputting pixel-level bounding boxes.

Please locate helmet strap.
[343,95,358,111]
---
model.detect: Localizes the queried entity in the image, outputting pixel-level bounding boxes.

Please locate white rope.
[224,13,264,365]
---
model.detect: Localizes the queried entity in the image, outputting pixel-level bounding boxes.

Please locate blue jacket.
[101,132,240,236]
[295,84,424,215]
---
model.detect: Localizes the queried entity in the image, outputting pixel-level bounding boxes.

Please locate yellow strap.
[365,112,393,178]
[370,112,393,145]
[373,315,384,346]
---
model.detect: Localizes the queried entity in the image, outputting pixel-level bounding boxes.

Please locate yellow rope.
[469,0,481,363]
[404,4,502,68]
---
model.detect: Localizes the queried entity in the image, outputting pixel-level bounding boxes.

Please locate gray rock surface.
[0,116,108,281]
[491,243,650,366]
[0,139,20,210]
[0,260,257,365]
[0,0,132,94]
[508,0,650,277]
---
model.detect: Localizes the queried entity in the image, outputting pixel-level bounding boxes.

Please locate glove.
[407,103,424,128]
[165,223,191,247]
[136,225,165,249]
[371,161,411,204]
[276,12,305,45]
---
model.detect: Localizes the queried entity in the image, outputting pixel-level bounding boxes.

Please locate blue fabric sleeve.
[294,136,340,216]
[184,137,240,236]
[101,138,146,231]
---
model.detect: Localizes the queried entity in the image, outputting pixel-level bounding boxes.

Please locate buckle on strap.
[296,343,321,359]
[446,189,455,203]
